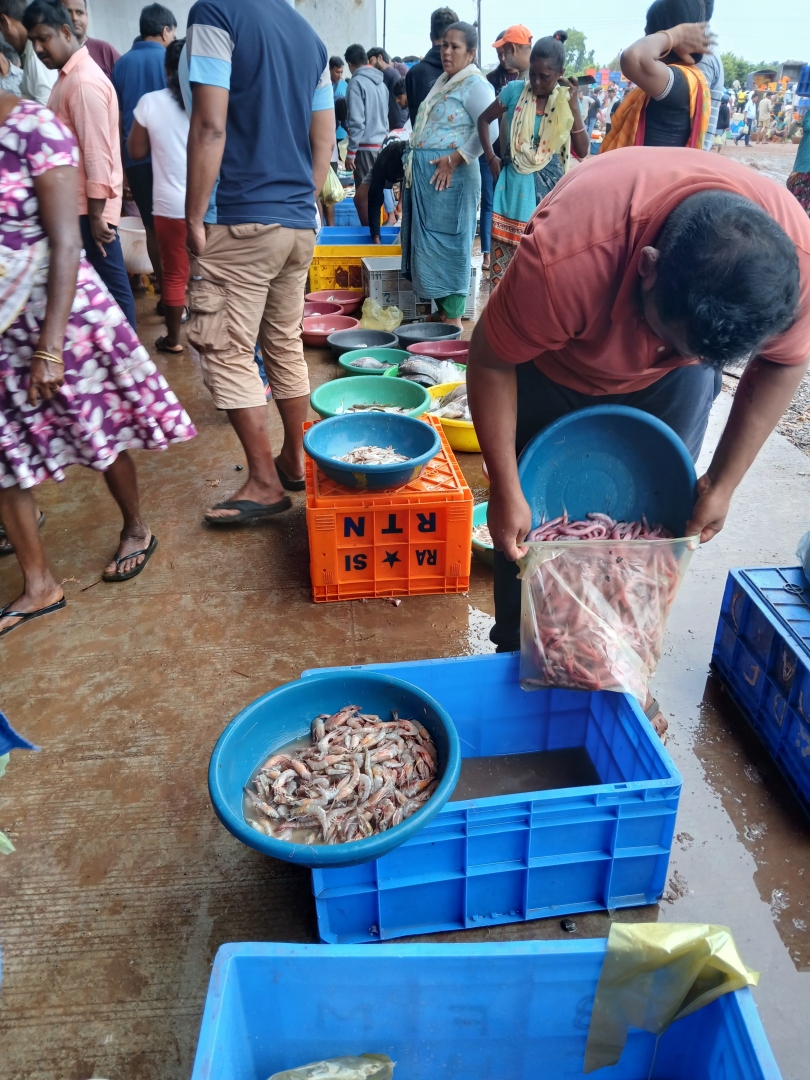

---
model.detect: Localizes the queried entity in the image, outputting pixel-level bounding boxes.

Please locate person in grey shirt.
[0,0,56,104]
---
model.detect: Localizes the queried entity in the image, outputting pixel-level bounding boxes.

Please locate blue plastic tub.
[518,405,697,535]
[305,653,681,943]
[317,226,400,245]
[712,567,810,819]
[303,413,442,491]
[208,670,461,869]
[190,941,782,1080]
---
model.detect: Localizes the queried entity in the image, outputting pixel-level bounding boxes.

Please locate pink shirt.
[47,45,122,224]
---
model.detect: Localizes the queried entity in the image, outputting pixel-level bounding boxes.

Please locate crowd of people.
[0,0,807,659]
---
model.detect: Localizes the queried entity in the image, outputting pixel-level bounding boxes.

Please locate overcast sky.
[375,0,809,68]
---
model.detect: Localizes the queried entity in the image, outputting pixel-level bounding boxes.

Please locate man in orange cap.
[492,24,532,79]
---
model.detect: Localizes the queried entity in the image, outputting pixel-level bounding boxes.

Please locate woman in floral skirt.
[0,97,196,637]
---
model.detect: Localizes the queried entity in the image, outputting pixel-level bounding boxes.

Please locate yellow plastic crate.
[309,243,403,292]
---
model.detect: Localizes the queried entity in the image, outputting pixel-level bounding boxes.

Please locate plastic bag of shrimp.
[517,512,699,702]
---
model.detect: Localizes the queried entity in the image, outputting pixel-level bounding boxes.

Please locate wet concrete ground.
[1,290,809,1079]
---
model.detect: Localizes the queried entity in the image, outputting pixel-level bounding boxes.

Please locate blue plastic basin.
[303,413,441,491]
[518,405,697,535]
[208,670,461,869]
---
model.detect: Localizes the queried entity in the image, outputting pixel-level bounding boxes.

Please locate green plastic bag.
[269,1054,393,1080]
[359,297,403,332]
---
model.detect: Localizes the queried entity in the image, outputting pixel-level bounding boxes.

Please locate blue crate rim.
[737,566,810,655]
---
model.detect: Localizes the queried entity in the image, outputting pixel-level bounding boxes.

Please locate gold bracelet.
[33,350,64,366]
[660,30,674,55]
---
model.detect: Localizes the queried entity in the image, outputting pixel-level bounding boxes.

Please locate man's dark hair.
[334,97,347,125]
[344,43,368,67]
[139,3,176,39]
[368,47,390,63]
[329,55,343,69]
[22,0,75,33]
[393,77,406,97]
[430,6,458,43]
[653,191,800,366]
[0,0,26,21]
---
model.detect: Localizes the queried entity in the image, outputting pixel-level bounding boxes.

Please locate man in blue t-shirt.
[185,0,334,528]
[112,3,177,296]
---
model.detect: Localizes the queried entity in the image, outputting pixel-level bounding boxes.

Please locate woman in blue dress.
[477,32,589,284]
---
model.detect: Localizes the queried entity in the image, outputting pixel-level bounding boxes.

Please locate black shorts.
[126,162,154,230]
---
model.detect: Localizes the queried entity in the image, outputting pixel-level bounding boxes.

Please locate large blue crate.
[303,653,681,943]
[190,941,782,1080]
[712,568,810,818]
[332,199,361,226]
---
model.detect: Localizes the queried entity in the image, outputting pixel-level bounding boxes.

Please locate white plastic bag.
[359,297,403,332]
[797,530,810,587]
[519,537,697,702]
[321,167,346,207]
[269,1054,394,1080]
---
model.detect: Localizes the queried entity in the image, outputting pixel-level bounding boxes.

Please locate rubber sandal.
[0,511,45,556]
[102,534,158,582]
[181,306,190,324]
[204,498,292,527]
[275,459,305,492]
[0,595,66,638]
[155,335,183,354]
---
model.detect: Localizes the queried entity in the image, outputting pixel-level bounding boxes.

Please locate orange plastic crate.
[305,416,473,602]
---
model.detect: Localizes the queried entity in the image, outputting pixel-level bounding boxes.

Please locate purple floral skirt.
[0,259,196,489]
[787,172,810,218]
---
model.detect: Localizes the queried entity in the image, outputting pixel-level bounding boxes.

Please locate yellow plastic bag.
[584,923,759,1073]
[359,297,403,332]
[269,1054,393,1079]
[321,168,346,207]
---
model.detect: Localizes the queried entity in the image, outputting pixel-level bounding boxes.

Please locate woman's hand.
[27,353,65,406]
[559,76,580,114]
[429,154,456,191]
[667,22,716,65]
[488,156,502,182]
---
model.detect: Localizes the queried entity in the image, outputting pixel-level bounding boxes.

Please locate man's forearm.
[186,111,226,226]
[310,108,335,200]
[467,320,521,493]
[709,356,809,491]
[87,197,106,223]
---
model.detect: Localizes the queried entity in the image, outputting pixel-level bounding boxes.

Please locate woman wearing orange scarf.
[601,0,715,153]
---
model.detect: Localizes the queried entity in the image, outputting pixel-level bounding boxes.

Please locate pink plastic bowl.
[302,315,360,347]
[407,340,469,363]
[304,301,343,318]
[305,290,364,316]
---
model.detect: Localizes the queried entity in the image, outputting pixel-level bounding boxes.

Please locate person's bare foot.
[104,526,152,577]
[0,581,64,635]
[482,253,491,271]
[204,476,286,521]
[275,451,305,485]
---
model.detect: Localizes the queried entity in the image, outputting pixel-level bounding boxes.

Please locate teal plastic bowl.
[338,347,411,376]
[208,670,462,868]
[310,376,431,420]
[472,501,494,567]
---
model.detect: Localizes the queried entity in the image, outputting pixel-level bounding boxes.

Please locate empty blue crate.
[190,941,782,1080]
[303,652,681,944]
[712,567,810,817]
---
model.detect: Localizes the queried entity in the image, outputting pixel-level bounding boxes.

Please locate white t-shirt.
[132,88,190,219]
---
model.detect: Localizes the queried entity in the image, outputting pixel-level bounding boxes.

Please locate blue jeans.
[586,117,597,137]
[479,154,494,255]
[490,361,723,652]
[79,216,137,329]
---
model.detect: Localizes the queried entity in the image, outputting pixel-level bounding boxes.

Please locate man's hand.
[346,156,357,173]
[89,215,115,256]
[488,485,532,562]
[685,472,734,543]
[187,220,207,258]
[372,235,381,245]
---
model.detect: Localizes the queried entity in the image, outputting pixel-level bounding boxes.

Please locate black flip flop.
[0,511,46,557]
[204,498,292,527]
[155,335,184,354]
[0,595,66,638]
[102,534,158,582]
[274,459,306,492]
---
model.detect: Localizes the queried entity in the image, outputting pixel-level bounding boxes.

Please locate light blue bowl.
[304,413,441,491]
[518,405,697,535]
[472,501,493,567]
[208,670,461,869]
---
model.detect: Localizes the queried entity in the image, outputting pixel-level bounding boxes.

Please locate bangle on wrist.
[571,126,586,134]
[659,30,674,55]
[33,349,64,366]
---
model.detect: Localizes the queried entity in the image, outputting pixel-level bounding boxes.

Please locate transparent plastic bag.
[321,167,346,207]
[518,536,698,702]
[359,297,403,332]
[797,530,810,587]
[269,1054,394,1080]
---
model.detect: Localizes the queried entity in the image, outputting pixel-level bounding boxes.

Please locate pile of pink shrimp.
[527,512,673,542]
[521,514,685,698]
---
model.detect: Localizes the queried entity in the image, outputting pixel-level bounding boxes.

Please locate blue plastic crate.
[712,569,810,818]
[316,225,401,245]
[190,941,782,1080]
[303,653,681,943]
[332,199,361,226]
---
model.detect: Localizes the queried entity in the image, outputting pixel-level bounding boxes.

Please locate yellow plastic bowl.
[427,381,480,453]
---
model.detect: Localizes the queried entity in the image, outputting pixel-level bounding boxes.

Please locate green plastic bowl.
[472,501,494,567]
[310,375,431,420]
[338,347,411,376]
[384,361,467,381]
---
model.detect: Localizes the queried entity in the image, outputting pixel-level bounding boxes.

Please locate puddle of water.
[465,604,496,655]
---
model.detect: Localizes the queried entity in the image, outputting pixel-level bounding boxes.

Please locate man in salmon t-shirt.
[468,146,810,654]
